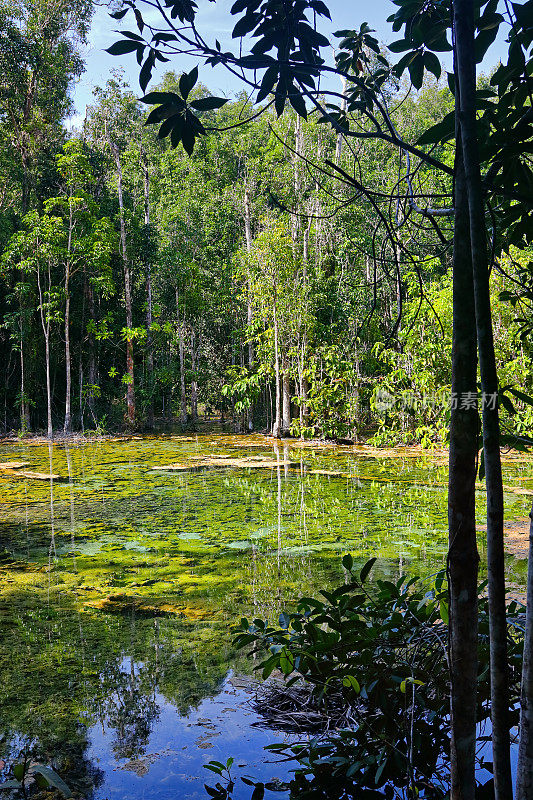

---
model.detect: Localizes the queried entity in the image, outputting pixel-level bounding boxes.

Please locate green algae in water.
[0,433,532,799]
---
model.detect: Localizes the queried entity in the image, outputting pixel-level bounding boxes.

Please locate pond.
[0,432,532,799]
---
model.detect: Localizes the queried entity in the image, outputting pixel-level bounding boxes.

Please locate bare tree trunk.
[455,2,511,795]
[37,264,53,439]
[64,200,73,435]
[516,502,533,799]
[176,289,187,427]
[282,354,291,435]
[19,318,30,431]
[292,116,302,243]
[109,137,135,427]
[334,76,347,164]
[86,276,97,425]
[141,147,154,430]
[190,328,198,423]
[448,136,479,800]
[244,182,254,432]
[179,329,187,426]
[272,299,281,438]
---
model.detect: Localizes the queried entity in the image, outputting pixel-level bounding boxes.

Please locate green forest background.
[1,0,532,444]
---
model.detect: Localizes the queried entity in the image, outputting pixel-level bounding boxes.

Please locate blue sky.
[69,0,510,124]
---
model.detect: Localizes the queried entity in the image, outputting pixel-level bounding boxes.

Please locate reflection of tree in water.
[103,657,160,760]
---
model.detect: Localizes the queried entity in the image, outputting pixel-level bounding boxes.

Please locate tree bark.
[282,354,291,435]
[190,328,198,423]
[141,147,154,430]
[272,298,281,438]
[85,275,97,425]
[244,182,254,432]
[516,502,533,799]
[109,136,135,427]
[176,289,187,427]
[64,198,73,435]
[447,126,479,800]
[454,2,511,795]
[37,263,53,439]
[19,317,30,431]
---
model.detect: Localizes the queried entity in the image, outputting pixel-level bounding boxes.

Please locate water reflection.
[0,434,531,797]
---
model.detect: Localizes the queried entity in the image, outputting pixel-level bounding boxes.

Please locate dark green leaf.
[360,557,377,584]
[106,40,142,56]
[190,96,229,111]
[408,52,424,89]
[423,50,441,79]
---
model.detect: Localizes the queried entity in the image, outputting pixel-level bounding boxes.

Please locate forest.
[1,4,531,446]
[1,0,533,798]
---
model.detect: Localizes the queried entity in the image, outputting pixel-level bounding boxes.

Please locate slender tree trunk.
[272,298,281,438]
[37,264,53,439]
[292,116,302,243]
[282,354,291,435]
[334,76,347,165]
[64,288,72,434]
[86,277,97,425]
[516,502,533,798]
[141,147,154,430]
[447,127,480,800]
[109,137,135,426]
[454,2,511,795]
[176,289,187,427]
[64,202,73,435]
[179,329,187,426]
[190,328,198,423]
[244,182,254,432]
[19,318,30,431]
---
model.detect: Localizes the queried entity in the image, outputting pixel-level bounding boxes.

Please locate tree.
[47,140,115,434]
[0,0,92,212]
[2,211,65,437]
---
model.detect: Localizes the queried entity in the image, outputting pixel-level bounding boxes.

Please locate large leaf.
[360,557,377,584]
[417,110,455,145]
[106,40,142,56]
[29,765,72,798]
[190,96,229,111]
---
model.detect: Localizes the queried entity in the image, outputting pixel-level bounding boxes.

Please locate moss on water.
[0,433,531,797]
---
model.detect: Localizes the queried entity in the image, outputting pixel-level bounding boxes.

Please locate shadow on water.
[0,434,532,797]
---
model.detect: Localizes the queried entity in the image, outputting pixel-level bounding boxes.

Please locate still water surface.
[0,434,531,798]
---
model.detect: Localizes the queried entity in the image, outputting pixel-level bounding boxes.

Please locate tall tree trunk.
[292,116,302,243]
[64,200,73,435]
[141,147,154,430]
[334,76,347,165]
[448,134,480,800]
[244,182,254,432]
[179,328,187,426]
[272,298,281,438]
[454,2,511,795]
[190,328,198,423]
[109,136,135,427]
[516,501,533,799]
[19,317,30,431]
[86,276,97,425]
[282,354,291,435]
[176,289,187,427]
[37,264,53,439]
